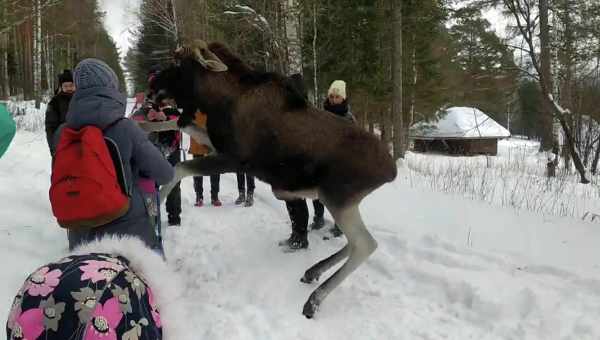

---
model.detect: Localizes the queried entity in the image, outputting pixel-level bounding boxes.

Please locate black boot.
[310,216,325,230]
[278,232,308,251]
[235,191,246,205]
[244,192,254,207]
[168,215,181,227]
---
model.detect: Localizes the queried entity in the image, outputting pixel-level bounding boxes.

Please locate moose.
[142,40,397,318]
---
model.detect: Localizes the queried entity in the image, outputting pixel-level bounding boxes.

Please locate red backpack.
[50,121,130,229]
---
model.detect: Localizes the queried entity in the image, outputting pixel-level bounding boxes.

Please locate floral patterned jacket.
[6,237,184,340]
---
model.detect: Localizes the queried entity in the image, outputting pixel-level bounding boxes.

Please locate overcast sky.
[98,0,141,57]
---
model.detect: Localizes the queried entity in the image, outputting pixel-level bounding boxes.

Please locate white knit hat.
[328,80,347,99]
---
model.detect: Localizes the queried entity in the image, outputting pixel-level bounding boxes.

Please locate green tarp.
[0,103,16,158]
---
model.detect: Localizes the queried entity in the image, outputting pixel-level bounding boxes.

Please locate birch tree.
[283,0,302,76]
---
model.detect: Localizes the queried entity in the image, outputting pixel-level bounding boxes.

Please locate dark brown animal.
[145,40,397,318]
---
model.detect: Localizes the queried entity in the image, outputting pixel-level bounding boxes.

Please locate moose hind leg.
[300,245,349,284]
[302,204,377,319]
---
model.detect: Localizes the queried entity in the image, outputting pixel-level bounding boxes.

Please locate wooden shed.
[410,107,511,156]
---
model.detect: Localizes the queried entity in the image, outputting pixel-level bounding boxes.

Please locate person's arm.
[128,120,175,185]
[44,100,59,153]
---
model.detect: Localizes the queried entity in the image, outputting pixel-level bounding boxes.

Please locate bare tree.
[502,0,590,183]
[140,0,180,43]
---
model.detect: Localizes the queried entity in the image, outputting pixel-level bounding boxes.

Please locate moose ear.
[175,40,228,72]
[204,59,228,72]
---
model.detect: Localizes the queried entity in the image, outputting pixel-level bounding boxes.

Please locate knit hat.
[328,80,347,99]
[73,59,119,91]
[58,70,73,86]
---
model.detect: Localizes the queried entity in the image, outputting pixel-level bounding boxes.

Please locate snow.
[2,113,600,339]
[404,138,600,219]
[411,106,511,139]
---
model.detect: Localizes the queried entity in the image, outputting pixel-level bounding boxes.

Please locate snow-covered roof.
[410,107,511,139]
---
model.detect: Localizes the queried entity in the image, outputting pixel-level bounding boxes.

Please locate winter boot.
[329,224,343,238]
[244,192,254,207]
[278,231,309,251]
[168,215,181,227]
[235,191,246,205]
[310,216,325,230]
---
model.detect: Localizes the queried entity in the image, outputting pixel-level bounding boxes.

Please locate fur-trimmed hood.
[7,237,191,340]
[71,237,190,340]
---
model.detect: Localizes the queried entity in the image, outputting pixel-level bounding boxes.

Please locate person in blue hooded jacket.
[56,59,174,251]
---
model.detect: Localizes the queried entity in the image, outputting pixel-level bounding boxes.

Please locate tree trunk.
[169,0,179,43]
[556,113,590,183]
[33,0,42,108]
[311,0,318,105]
[539,0,557,176]
[537,0,588,183]
[283,0,302,76]
[0,3,8,99]
[1,32,8,99]
[591,141,600,175]
[392,0,403,160]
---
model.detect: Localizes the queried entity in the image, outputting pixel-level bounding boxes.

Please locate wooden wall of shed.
[412,138,499,156]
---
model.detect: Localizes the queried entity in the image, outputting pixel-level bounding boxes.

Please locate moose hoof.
[300,271,319,284]
[302,297,319,319]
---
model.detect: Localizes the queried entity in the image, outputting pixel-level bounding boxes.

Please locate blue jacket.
[60,87,174,249]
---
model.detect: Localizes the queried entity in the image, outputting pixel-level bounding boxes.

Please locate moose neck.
[192,72,243,156]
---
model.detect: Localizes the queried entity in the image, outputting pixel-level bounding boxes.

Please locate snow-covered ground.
[2,117,600,339]
[403,139,600,219]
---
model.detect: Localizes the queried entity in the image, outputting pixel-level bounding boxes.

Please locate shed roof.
[410,107,511,139]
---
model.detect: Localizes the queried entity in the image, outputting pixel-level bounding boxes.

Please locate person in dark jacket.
[280,79,354,251]
[58,59,174,251]
[45,70,75,155]
[310,80,355,237]
[131,79,183,226]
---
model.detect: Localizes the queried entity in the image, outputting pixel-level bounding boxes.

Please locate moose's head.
[149,40,231,118]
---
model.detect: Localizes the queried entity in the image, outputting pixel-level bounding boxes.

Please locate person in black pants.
[279,198,309,250]
[132,94,182,226]
[165,148,182,225]
[235,172,255,207]
[280,78,354,250]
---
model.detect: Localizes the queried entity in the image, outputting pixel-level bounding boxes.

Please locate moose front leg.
[159,154,240,203]
[136,119,216,153]
[301,203,377,319]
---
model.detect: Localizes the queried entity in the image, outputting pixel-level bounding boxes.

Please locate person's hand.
[147,109,167,121]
